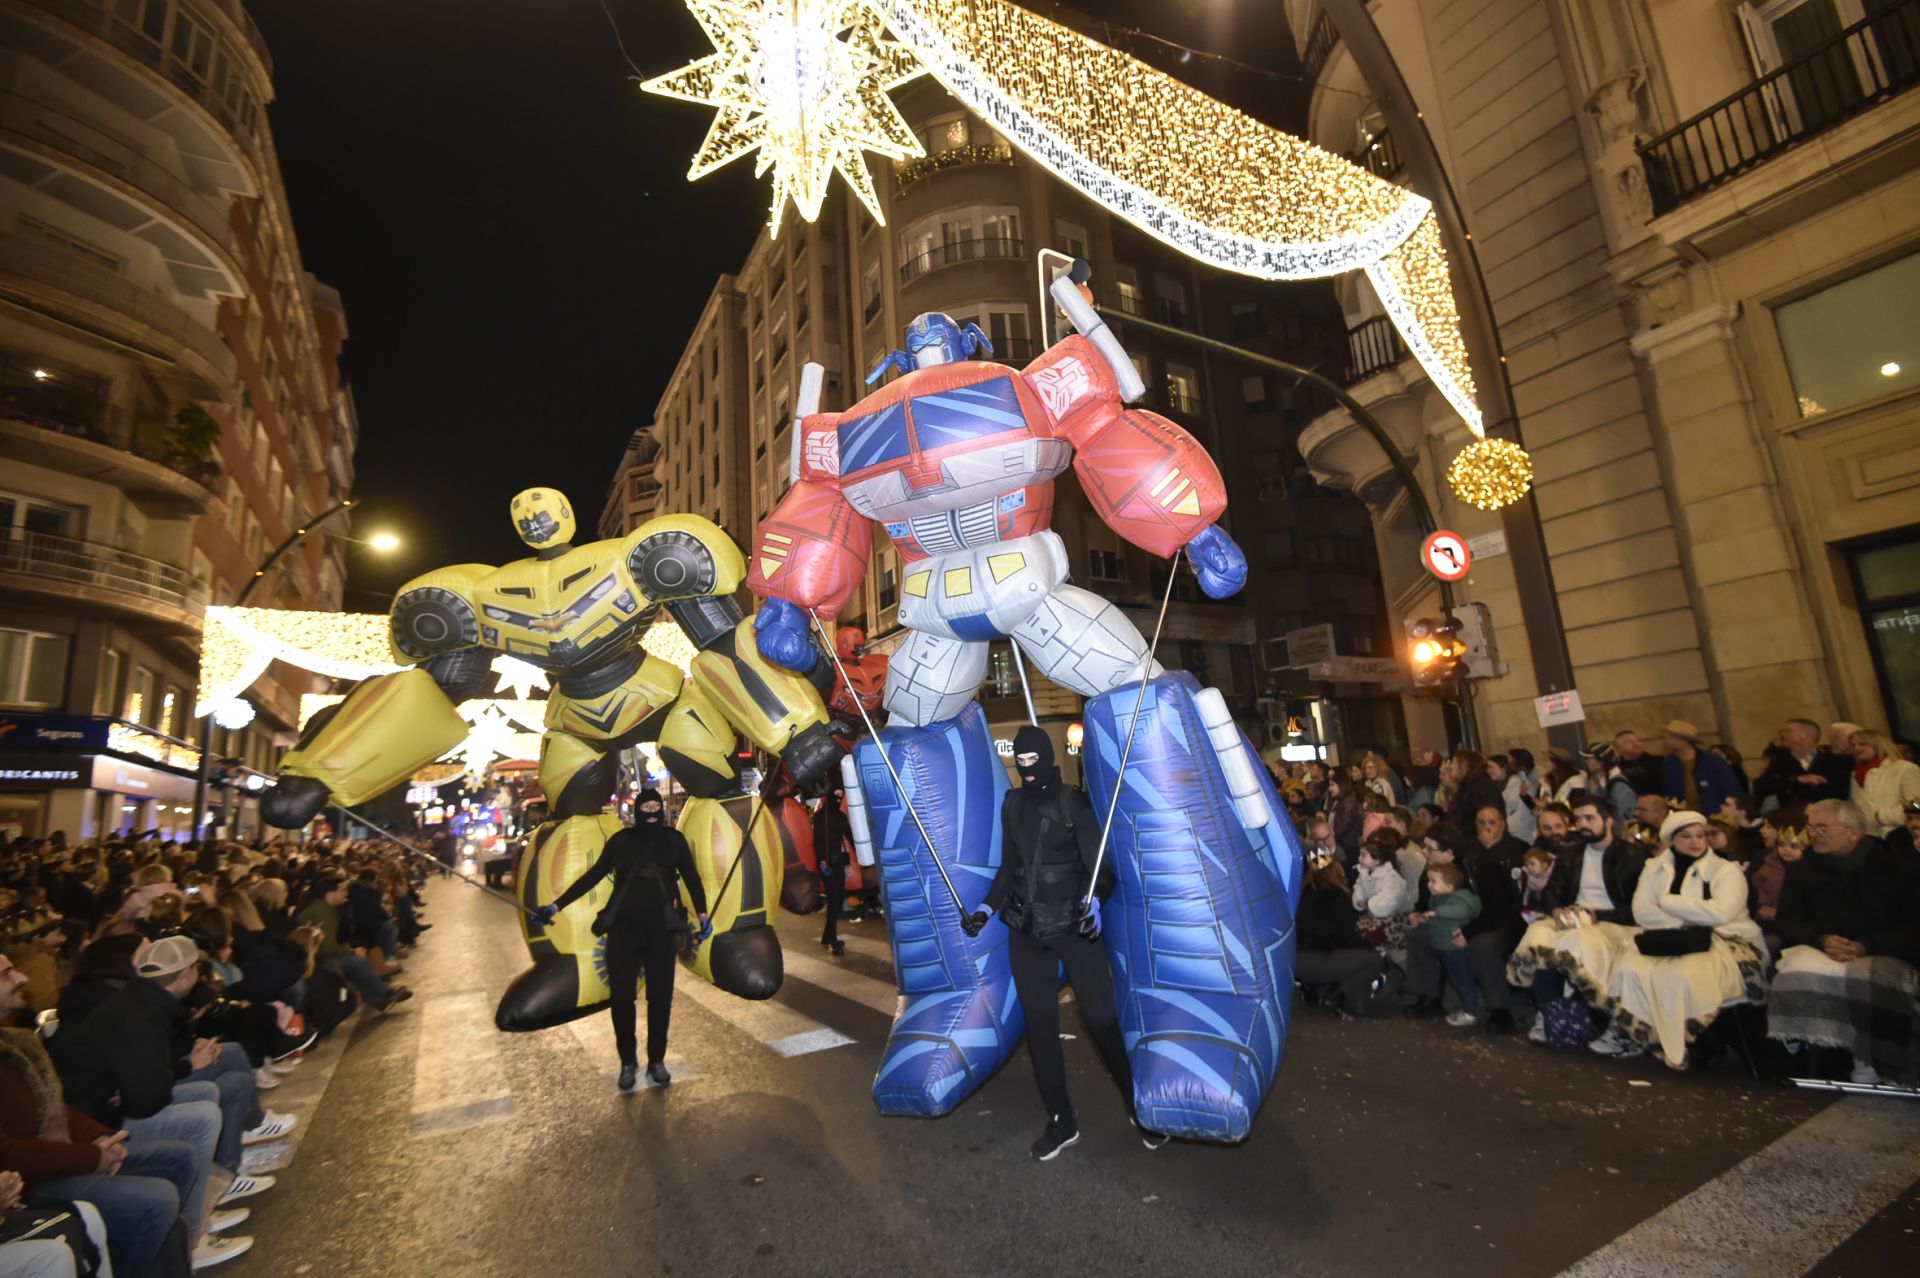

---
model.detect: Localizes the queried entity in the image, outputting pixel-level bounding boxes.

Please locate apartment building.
[643,73,1401,761]
[596,426,662,540]
[1284,0,1920,757]
[0,0,354,839]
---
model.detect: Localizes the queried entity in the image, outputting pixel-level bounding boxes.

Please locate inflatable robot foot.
[496,952,609,1032]
[850,703,1024,1117]
[1081,672,1304,1143]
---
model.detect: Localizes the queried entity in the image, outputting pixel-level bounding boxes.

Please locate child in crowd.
[1517,847,1565,924]
[1350,832,1411,945]
[1426,862,1482,1028]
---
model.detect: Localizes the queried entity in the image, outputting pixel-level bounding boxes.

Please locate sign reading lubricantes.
[1420,530,1472,582]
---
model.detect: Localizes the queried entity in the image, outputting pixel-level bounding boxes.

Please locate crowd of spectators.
[0,831,429,1275]
[1272,716,1920,1089]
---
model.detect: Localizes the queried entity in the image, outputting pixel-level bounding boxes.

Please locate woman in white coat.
[1849,728,1920,837]
[1590,810,1767,1070]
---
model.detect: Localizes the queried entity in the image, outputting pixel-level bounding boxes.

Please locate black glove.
[531,904,557,926]
[960,910,989,937]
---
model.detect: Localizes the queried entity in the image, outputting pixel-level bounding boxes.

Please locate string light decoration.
[197,607,400,715]
[1364,212,1482,433]
[211,698,256,731]
[641,0,927,231]
[1447,436,1534,512]
[641,614,697,673]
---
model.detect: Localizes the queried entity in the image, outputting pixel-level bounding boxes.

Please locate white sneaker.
[191,1234,253,1269]
[252,1067,280,1091]
[217,1174,274,1205]
[239,1144,289,1175]
[268,1058,301,1075]
[1528,1018,1548,1045]
[242,1112,298,1145]
[1850,1060,1882,1086]
[1588,1028,1645,1059]
[207,1207,248,1233]
[1445,1010,1478,1028]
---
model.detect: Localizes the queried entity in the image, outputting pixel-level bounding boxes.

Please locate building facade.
[0,0,355,839]
[640,72,1400,764]
[1288,0,1920,759]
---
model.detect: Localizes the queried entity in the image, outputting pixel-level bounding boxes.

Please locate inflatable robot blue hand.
[1073,897,1102,941]
[1187,525,1248,600]
[754,598,818,673]
[693,914,713,943]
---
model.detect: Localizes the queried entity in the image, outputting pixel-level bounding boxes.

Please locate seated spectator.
[1630,792,1673,844]
[294,876,412,1015]
[1591,811,1766,1070]
[1400,821,1522,1032]
[1517,847,1567,925]
[111,864,177,932]
[1444,750,1503,832]
[1887,800,1920,860]
[346,869,401,967]
[1350,830,1412,949]
[1661,721,1744,819]
[1508,794,1647,1044]
[54,934,143,1031]
[1489,753,1536,844]
[1828,722,1866,755]
[1542,748,1584,805]
[1580,744,1639,825]
[3,921,74,1018]
[1473,803,1531,876]
[222,889,313,1011]
[1611,730,1665,798]
[1849,728,1920,838]
[247,879,295,935]
[1532,802,1579,857]
[1767,799,1920,1086]
[1293,854,1387,1018]
[1424,862,1482,1027]
[1753,718,1853,812]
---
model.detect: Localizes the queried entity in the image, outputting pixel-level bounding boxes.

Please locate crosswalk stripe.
[1555,1098,1920,1278]
[780,945,902,1018]
[410,989,515,1137]
[561,1012,703,1084]
[675,971,856,1056]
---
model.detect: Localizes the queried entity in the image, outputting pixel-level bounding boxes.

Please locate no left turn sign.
[1421,530,1472,582]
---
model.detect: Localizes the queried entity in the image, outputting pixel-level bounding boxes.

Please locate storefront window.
[1848,530,1920,740]
[1775,249,1920,417]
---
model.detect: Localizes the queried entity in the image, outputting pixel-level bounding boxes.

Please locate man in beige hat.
[1660,719,1743,819]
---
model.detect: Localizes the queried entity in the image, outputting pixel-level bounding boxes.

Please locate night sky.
[248,1,1303,610]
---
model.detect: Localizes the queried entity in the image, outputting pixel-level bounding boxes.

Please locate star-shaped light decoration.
[490,654,550,701]
[643,0,927,231]
[448,704,527,777]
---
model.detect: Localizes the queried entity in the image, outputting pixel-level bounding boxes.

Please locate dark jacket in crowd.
[0,1030,117,1188]
[50,977,191,1127]
[1461,849,1520,945]
[1550,838,1647,926]
[1776,838,1920,965]
[1297,888,1365,953]
[1663,750,1744,820]
[1751,747,1855,811]
[1616,752,1665,797]
[345,879,391,947]
[1448,775,1505,829]
[231,925,309,1001]
[53,973,123,1033]
[1481,833,1532,876]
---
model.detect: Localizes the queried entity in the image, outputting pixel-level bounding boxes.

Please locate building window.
[1230,302,1262,340]
[1113,265,1146,317]
[16,214,123,274]
[1262,529,1295,570]
[1774,249,1920,417]
[0,491,82,539]
[1242,375,1272,410]
[897,206,1022,281]
[1737,1,1906,136]
[0,627,69,708]
[1155,275,1192,327]
[987,645,1019,699]
[1089,548,1125,581]
[863,261,883,323]
[878,567,897,609]
[1164,363,1201,414]
[125,664,157,724]
[1054,218,1090,259]
[1847,529,1920,741]
[94,648,124,717]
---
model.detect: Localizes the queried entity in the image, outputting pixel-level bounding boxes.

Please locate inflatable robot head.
[835,626,866,660]
[866,312,994,385]
[509,488,575,551]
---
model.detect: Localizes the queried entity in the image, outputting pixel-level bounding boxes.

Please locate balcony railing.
[894,143,1016,193]
[1352,127,1404,181]
[899,236,1025,284]
[1341,316,1405,387]
[1301,11,1340,84]
[1638,0,1920,213]
[0,528,204,619]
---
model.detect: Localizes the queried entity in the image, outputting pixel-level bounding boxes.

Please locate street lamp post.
[189,496,380,839]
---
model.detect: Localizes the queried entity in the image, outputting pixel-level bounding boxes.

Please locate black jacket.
[1751,748,1854,811]
[1481,834,1532,876]
[1776,838,1920,965]
[812,800,852,871]
[1448,775,1505,828]
[553,823,707,934]
[1550,839,1646,926]
[1617,752,1665,798]
[50,977,190,1126]
[984,783,1107,913]
[1297,888,1364,953]
[1461,848,1520,944]
[231,925,309,1001]
[345,881,390,947]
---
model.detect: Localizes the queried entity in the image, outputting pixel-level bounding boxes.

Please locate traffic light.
[1405,615,1467,686]
[1451,602,1508,680]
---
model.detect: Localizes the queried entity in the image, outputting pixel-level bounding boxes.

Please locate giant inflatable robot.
[259,495,840,1030]
[748,269,1304,1141]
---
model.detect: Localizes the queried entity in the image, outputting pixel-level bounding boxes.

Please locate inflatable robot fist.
[259,489,841,1031]
[745,284,1299,1139]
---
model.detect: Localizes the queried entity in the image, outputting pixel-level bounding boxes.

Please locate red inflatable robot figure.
[825,625,888,748]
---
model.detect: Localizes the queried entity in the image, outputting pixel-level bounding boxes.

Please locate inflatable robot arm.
[262,564,493,827]
[746,383,874,630]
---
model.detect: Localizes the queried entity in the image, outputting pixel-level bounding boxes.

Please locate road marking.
[780,944,902,1018]
[1555,1098,1920,1278]
[409,989,515,1137]
[562,1010,704,1085]
[675,972,855,1056]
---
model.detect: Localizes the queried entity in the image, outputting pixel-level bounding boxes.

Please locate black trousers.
[1006,923,1132,1119]
[820,863,845,944]
[605,925,678,1067]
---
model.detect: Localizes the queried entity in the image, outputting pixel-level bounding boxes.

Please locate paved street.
[225,876,1920,1278]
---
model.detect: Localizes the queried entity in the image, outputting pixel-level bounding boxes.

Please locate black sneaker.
[830,940,846,956]
[617,1063,638,1092]
[1129,1113,1171,1151]
[646,1061,672,1087]
[1029,1113,1080,1161]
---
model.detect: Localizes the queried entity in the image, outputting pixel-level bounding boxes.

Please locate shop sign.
[0,715,111,753]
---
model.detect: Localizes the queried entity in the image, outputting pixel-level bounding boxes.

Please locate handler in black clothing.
[961,726,1164,1160]
[534,790,709,1091]
[814,779,852,956]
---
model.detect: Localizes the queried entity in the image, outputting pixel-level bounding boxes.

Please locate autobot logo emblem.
[1030,357,1091,418]
[803,428,840,476]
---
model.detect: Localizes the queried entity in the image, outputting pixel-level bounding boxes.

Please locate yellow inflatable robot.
[260,488,840,1031]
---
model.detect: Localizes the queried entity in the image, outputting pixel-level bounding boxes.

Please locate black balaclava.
[637,788,666,826]
[1013,725,1059,793]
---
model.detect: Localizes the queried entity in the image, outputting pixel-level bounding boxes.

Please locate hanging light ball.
[212,698,256,730]
[1447,437,1533,511]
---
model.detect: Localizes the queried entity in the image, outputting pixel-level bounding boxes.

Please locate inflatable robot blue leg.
[845,701,1023,1117]
[1081,671,1304,1143]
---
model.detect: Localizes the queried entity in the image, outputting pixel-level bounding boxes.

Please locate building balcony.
[1638,1,1920,214]
[898,235,1025,286]
[1340,316,1406,387]
[0,91,242,298]
[1349,127,1404,182]
[0,229,236,393]
[0,405,220,516]
[0,527,206,631]
[1300,10,1339,86]
[893,142,1015,195]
